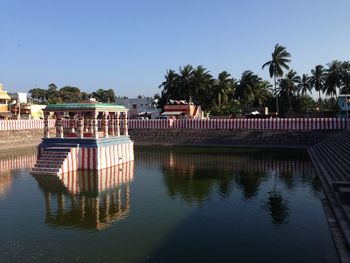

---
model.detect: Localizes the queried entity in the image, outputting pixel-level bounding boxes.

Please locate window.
[132,104,137,109]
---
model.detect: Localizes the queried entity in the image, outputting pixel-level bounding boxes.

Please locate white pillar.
[93,112,99,139]
[103,112,109,138]
[115,112,120,136]
[56,113,64,138]
[44,112,50,138]
[124,112,128,136]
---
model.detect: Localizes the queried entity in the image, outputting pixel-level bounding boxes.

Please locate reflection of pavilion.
[34,162,134,231]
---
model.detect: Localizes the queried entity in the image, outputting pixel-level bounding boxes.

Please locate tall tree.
[213,71,235,106]
[178,65,194,102]
[158,69,179,106]
[59,86,82,103]
[297,74,312,96]
[278,70,300,113]
[340,61,350,94]
[324,60,342,99]
[92,89,116,103]
[191,65,214,106]
[310,65,325,107]
[236,70,263,107]
[262,44,291,115]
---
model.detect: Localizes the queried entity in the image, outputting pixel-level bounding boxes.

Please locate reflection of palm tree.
[263,171,289,226]
[235,170,268,199]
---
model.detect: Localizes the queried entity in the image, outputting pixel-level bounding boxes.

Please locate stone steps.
[308,130,350,260]
[31,148,71,176]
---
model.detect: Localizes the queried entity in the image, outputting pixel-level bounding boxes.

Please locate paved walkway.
[308,131,350,262]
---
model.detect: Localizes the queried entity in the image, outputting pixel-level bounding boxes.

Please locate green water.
[0,146,338,262]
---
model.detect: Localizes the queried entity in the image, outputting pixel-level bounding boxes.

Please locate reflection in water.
[0,152,36,198]
[34,161,134,231]
[135,148,318,227]
[264,171,289,226]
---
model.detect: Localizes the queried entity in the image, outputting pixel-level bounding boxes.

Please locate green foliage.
[59,86,82,103]
[209,102,241,117]
[91,89,116,103]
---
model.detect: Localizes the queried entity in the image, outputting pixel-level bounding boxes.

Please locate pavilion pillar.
[69,114,75,133]
[103,112,109,138]
[83,115,88,132]
[115,112,120,136]
[123,112,128,136]
[88,114,93,133]
[93,112,98,139]
[56,113,64,138]
[110,113,115,136]
[44,112,50,138]
[77,113,84,138]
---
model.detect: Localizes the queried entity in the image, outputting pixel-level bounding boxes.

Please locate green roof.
[44,103,127,112]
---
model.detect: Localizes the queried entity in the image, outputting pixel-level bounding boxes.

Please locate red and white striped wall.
[96,141,134,170]
[128,118,348,130]
[58,161,134,194]
[1,118,348,131]
[0,119,56,131]
[57,141,134,173]
[60,147,79,175]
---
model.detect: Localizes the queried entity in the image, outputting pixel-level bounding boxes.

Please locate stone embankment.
[308,131,350,262]
[0,129,54,150]
[0,129,338,150]
[129,129,335,148]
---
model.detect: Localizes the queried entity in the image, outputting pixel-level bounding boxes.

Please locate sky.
[1,0,349,97]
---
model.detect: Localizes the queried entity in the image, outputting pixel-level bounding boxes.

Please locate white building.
[115,97,160,119]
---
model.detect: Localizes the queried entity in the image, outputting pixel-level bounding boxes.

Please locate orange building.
[162,100,202,119]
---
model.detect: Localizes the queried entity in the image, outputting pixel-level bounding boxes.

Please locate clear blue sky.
[1,0,349,97]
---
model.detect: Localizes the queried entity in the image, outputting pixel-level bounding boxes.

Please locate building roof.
[44,103,127,112]
[161,111,183,116]
[0,84,11,100]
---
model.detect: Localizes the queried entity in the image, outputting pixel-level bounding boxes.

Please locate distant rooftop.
[44,100,127,112]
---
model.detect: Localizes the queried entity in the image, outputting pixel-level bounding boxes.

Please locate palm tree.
[297,74,312,96]
[213,71,235,106]
[310,65,325,109]
[178,65,194,102]
[278,70,300,113]
[324,60,342,99]
[340,61,350,94]
[191,65,214,106]
[236,70,263,107]
[262,44,291,115]
[254,81,272,107]
[158,69,179,102]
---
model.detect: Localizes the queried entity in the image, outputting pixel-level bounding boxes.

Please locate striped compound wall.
[129,118,348,130]
[0,119,56,130]
[0,118,348,131]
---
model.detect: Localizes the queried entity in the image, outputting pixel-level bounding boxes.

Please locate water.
[0,146,338,262]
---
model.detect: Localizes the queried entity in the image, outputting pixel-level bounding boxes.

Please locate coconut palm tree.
[324,60,342,99]
[158,69,179,102]
[178,64,194,102]
[213,71,235,106]
[262,44,291,115]
[191,65,214,105]
[297,74,312,96]
[236,70,262,107]
[310,65,325,108]
[340,61,350,94]
[278,70,300,113]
